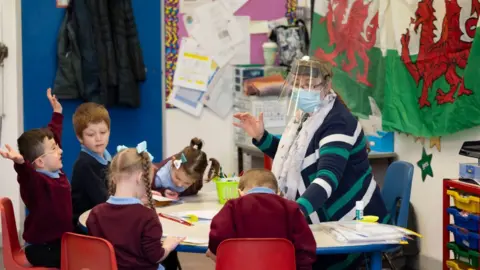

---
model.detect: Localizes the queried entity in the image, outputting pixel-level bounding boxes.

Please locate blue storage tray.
[447,225,480,252]
[448,207,480,232]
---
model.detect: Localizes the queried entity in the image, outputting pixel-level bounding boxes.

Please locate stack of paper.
[321,221,420,244]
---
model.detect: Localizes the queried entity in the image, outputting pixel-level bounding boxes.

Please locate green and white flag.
[311,0,480,137]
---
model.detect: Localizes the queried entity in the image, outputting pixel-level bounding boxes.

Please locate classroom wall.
[21,0,163,183]
[395,129,480,269]
[165,109,236,177]
[0,0,24,242]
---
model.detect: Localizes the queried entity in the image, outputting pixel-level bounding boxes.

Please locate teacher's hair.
[239,168,278,193]
[108,148,155,210]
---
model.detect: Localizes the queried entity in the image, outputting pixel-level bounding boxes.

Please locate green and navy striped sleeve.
[297,120,362,216]
[252,131,280,159]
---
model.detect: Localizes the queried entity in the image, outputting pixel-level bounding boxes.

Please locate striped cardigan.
[253,98,388,225]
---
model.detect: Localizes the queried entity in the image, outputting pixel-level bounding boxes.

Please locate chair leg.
[383,253,397,270]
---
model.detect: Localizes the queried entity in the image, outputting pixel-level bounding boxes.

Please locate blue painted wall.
[21,0,163,178]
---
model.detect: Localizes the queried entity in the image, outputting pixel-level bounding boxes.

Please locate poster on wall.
[310,0,480,137]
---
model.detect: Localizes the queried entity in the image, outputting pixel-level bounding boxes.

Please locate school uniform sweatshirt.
[87,197,165,270]
[253,98,389,225]
[15,113,73,244]
[208,190,317,270]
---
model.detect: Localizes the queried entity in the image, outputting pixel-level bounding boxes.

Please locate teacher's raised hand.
[233,112,265,141]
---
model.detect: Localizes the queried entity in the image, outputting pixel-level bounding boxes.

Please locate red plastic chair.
[216,238,296,270]
[0,197,56,270]
[61,232,118,270]
[263,154,273,170]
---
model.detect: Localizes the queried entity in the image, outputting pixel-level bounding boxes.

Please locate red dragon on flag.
[400,0,480,108]
[314,0,379,87]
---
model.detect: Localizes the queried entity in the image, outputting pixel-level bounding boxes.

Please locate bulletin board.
[164,0,297,108]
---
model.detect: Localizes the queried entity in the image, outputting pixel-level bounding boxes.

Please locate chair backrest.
[381,161,414,228]
[61,232,118,270]
[1,197,22,265]
[216,238,296,270]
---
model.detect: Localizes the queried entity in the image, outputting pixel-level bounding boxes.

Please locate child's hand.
[0,144,24,164]
[152,190,163,197]
[206,249,217,262]
[164,189,179,200]
[162,236,185,253]
[47,88,62,114]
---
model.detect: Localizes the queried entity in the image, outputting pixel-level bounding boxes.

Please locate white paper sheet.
[249,20,270,34]
[152,195,175,202]
[168,86,204,117]
[231,16,251,65]
[173,210,219,220]
[252,100,286,128]
[179,0,212,14]
[189,2,244,67]
[203,66,234,118]
[220,0,249,14]
[173,37,213,91]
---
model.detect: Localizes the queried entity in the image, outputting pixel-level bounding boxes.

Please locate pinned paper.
[203,65,234,118]
[173,38,213,91]
[414,137,425,145]
[179,0,212,14]
[56,0,69,8]
[167,86,205,117]
[249,21,270,34]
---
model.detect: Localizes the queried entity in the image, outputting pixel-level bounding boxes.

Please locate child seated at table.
[0,89,72,268]
[71,102,112,233]
[86,143,184,270]
[152,137,221,199]
[207,168,317,270]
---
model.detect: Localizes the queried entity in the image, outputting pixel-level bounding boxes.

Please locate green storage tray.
[447,242,480,268]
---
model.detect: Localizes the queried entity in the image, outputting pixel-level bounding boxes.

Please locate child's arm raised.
[0,144,32,177]
[46,88,64,145]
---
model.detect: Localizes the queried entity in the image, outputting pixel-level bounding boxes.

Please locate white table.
[79,192,398,269]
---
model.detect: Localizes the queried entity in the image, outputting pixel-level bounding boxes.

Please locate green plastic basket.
[447,242,480,268]
[214,177,240,204]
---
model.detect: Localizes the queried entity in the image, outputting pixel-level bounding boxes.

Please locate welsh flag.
[311,0,480,137]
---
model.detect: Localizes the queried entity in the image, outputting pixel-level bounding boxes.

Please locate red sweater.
[209,193,317,270]
[87,203,165,270]
[15,113,73,244]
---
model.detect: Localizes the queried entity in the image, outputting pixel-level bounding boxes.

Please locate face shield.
[279,56,333,122]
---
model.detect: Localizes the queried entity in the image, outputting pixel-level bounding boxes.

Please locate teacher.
[234,56,388,270]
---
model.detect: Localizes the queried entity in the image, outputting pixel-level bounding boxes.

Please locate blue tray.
[447,225,480,252]
[447,207,480,232]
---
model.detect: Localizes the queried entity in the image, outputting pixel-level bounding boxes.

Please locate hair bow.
[173,153,187,169]
[116,141,154,161]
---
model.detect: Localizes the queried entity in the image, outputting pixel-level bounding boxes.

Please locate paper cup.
[262,42,278,66]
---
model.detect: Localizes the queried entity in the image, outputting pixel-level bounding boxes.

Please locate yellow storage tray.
[447,190,480,214]
[446,259,476,270]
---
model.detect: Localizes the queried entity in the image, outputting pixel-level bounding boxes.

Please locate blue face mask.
[154,161,187,193]
[292,89,322,113]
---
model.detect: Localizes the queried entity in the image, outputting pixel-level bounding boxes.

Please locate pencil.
[158,213,194,226]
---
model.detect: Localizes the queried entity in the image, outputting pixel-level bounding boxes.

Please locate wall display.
[164,0,295,108]
[310,0,480,137]
[417,147,433,182]
[429,136,441,152]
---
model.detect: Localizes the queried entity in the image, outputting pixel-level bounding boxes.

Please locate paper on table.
[167,86,204,117]
[173,210,219,220]
[203,65,234,118]
[231,16,251,65]
[179,0,212,14]
[152,194,175,202]
[173,37,213,91]
[220,0,249,14]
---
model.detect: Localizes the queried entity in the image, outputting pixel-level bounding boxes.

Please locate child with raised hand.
[71,102,112,232]
[152,137,221,199]
[86,142,184,270]
[207,168,317,270]
[0,88,72,268]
